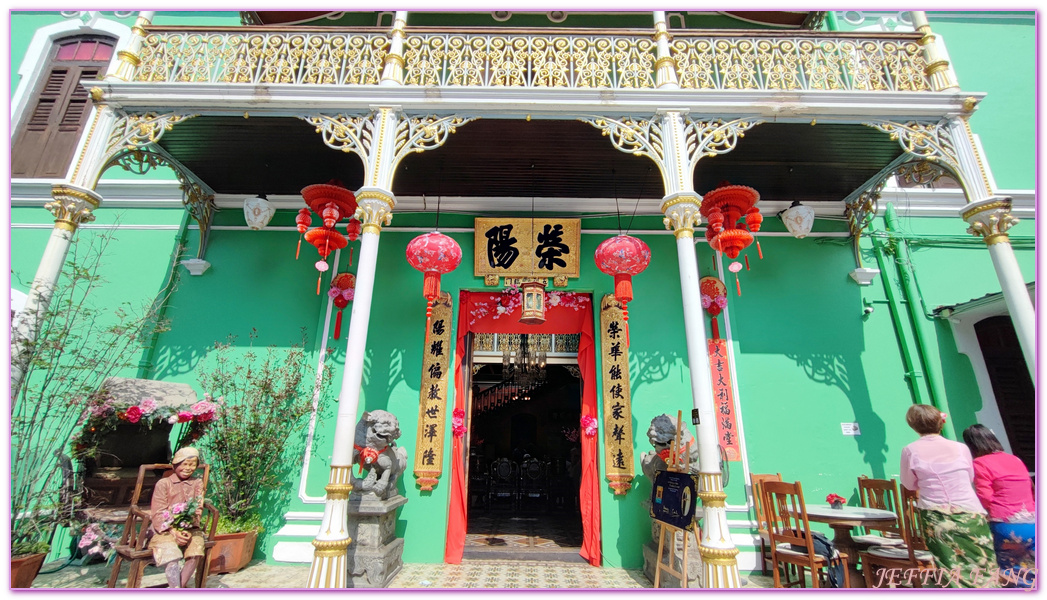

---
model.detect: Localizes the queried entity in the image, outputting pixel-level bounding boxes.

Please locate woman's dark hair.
[962,424,1004,458]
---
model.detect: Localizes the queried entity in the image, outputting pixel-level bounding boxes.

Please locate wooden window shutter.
[974,315,1035,471]
[12,38,114,178]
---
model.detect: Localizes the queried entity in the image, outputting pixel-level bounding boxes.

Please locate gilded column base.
[308,466,355,588]
[700,544,742,588]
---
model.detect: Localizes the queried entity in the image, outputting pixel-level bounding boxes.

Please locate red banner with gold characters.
[707,339,741,461]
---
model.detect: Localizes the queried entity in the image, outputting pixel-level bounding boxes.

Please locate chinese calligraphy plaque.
[414,292,454,490]
[600,294,635,495]
[706,339,741,461]
[474,218,580,283]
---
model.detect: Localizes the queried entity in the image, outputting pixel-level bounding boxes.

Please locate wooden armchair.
[518,458,549,509]
[487,458,519,510]
[853,477,905,548]
[750,472,782,576]
[860,486,936,588]
[106,463,219,588]
[762,480,850,588]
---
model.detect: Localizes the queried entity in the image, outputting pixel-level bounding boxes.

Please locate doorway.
[464,354,584,561]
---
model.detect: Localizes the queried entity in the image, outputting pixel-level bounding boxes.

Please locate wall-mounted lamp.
[778,200,815,239]
[243,193,275,230]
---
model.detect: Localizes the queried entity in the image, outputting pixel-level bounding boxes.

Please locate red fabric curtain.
[444,291,602,566]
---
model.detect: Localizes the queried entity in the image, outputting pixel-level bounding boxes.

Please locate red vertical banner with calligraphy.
[414,292,453,490]
[707,339,741,461]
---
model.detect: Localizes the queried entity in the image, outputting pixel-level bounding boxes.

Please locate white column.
[652,12,678,89]
[379,11,408,86]
[909,11,959,92]
[662,195,741,588]
[306,187,393,587]
[108,11,155,82]
[10,185,101,399]
[961,197,1035,380]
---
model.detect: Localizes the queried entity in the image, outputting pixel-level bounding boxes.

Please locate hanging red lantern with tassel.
[700,182,760,259]
[328,272,356,339]
[305,228,348,294]
[405,232,462,342]
[345,218,362,266]
[699,276,728,340]
[594,234,651,346]
[295,208,312,259]
[300,181,358,293]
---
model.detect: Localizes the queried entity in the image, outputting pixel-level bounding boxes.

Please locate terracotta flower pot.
[208,530,258,575]
[11,552,46,588]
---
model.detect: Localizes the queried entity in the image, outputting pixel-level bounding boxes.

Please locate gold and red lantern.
[345,218,362,266]
[328,272,356,339]
[700,183,760,259]
[594,234,651,345]
[699,276,728,340]
[406,232,462,341]
[295,208,312,259]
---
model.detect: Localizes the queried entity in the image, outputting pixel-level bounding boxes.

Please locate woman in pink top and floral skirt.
[963,424,1035,587]
[900,405,997,588]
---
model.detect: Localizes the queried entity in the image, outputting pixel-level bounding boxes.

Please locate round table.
[805,505,898,587]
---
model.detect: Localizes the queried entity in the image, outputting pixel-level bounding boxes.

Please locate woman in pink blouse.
[900,405,997,587]
[962,424,1035,588]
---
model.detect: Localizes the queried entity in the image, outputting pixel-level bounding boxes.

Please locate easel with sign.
[652,411,702,588]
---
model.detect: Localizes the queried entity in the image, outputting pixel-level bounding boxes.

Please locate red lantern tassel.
[744,254,751,271]
[316,273,322,295]
[621,301,630,346]
[756,239,763,259]
[711,316,720,340]
[296,236,302,260]
[349,246,354,267]
[334,309,343,339]
[734,274,742,297]
[424,299,434,343]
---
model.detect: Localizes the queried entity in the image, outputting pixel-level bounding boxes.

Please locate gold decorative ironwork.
[473,333,495,352]
[865,120,958,169]
[895,160,949,187]
[104,112,196,160]
[672,34,928,92]
[553,333,580,354]
[128,27,933,93]
[599,295,635,496]
[414,292,454,491]
[962,199,1019,246]
[136,31,387,85]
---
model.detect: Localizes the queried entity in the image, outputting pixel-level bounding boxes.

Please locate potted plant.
[196,330,332,574]
[10,232,174,587]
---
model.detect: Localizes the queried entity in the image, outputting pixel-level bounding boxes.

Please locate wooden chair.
[860,486,936,588]
[853,477,905,548]
[517,458,549,509]
[762,480,851,588]
[106,463,219,588]
[487,458,519,510]
[750,472,782,576]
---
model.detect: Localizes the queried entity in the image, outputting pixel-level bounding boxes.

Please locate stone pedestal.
[346,493,407,588]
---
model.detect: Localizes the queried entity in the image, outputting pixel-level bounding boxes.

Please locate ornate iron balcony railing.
[134,26,931,92]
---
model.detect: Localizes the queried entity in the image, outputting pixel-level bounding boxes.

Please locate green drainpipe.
[883,204,955,439]
[136,211,190,378]
[870,229,929,409]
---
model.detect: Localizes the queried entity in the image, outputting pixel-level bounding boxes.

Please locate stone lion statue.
[640,414,701,482]
[351,410,408,500]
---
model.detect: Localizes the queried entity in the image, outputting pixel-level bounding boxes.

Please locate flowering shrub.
[76,522,119,560]
[70,390,219,462]
[451,408,466,438]
[581,415,598,437]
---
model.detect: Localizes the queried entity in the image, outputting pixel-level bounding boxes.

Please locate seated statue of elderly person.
[148,447,206,588]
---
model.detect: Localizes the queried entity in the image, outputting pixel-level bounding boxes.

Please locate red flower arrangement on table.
[826,493,846,508]
[71,390,221,461]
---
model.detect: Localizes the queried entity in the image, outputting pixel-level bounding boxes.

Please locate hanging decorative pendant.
[328,272,356,339]
[700,183,761,259]
[300,181,357,293]
[406,232,463,341]
[594,234,651,345]
[519,280,547,325]
[728,261,743,296]
[699,276,728,340]
[295,208,312,259]
[345,218,362,266]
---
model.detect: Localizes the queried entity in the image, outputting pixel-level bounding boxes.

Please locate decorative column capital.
[962,196,1018,246]
[661,193,702,238]
[354,187,395,234]
[47,184,102,231]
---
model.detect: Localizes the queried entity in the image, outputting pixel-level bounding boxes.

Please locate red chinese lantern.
[699,276,728,340]
[405,232,462,341]
[328,272,356,340]
[295,208,312,259]
[594,234,651,346]
[700,183,760,259]
[345,218,362,266]
[300,182,358,293]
